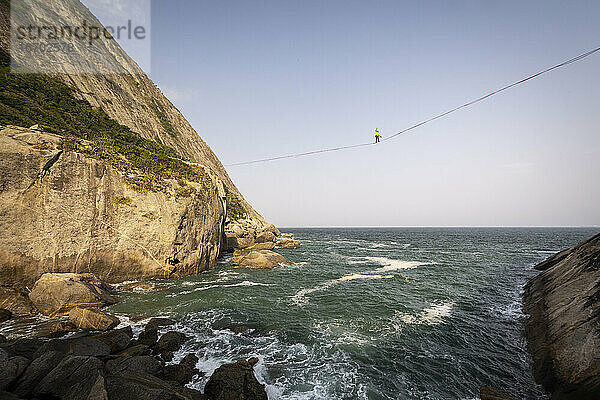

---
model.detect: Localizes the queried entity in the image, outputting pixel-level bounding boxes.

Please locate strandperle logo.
[14,19,147,44]
[13,19,146,55]
[10,0,151,74]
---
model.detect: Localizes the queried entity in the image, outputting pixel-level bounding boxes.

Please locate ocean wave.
[169,310,367,399]
[292,274,396,305]
[193,281,271,292]
[365,257,435,272]
[395,301,455,326]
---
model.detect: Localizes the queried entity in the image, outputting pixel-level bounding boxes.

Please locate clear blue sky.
[102,0,600,226]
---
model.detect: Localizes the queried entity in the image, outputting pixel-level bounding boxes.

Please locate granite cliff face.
[0,0,265,226]
[0,0,271,292]
[523,233,600,400]
[0,126,225,288]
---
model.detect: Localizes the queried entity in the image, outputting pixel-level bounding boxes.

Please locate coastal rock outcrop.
[523,233,600,399]
[0,288,37,315]
[204,358,268,400]
[0,126,225,289]
[0,319,265,400]
[275,238,301,249]
[0,0,273,292]
[0,308,11,323]
[231,249,294,269]
[29,273,117,316]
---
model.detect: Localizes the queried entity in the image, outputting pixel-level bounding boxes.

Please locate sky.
[88,0,599,227]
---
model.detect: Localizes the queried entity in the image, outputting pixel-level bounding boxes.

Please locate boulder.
[255,230,276,244]
[145,317,175,331]
[69,307,120,331]
[204,358,267,400]
[138,327,158,347]
[231,249,294,269]
[153,331,187,354]
[29,273,117,317]
[480,386,517,400]
[523,233,600,399]
[261,224,281,237]
[281,233,294,238]
[0,351,30,391]
[160,353,199,385]
[105,355,163,377]
[104,371,191,400]
[0,288,37,315]
[93,326,133,353]
[117,344,151,357]
[0,338,44,360]
[0,308,12,323]
[33,355,105,400]
[275,238,301,249]
[12,350,65,397]
[33,337,111,359]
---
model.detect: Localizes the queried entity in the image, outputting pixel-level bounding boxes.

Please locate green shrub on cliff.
[0,48,204,195]
[224,186,247,221]
[112,195,133,208]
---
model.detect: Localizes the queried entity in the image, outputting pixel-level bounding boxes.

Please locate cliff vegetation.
[0,48,206,196]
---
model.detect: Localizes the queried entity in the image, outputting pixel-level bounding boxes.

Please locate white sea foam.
[193,281,271,292]
[292,273,395,305]
[365,257,435,272]
[396,301,455,326]
[172,310,366,399]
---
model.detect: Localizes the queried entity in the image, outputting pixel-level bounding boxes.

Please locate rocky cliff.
[0,0,264,226]
[0,126,224,288]
[0,0,271,292]
[523,233,600,399]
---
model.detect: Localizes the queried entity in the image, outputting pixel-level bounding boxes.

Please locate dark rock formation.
[33,355,105,399]
[0,308,12,322]
[0,318,266,399]
[523,233,600,399]
[105,355,163,376]
[480,386,517,400]
[93,327,133,353]
[145,317,175,331]
[160,353,199,385]
[11,350,64,397]
[153,331,187,354]
[204,358,267,400]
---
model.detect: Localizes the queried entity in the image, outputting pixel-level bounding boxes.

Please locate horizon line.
[276,225,600,229]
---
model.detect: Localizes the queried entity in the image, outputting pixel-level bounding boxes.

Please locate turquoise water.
[105,228,598,399]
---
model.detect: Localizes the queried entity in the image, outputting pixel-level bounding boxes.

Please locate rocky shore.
[523,233,600,400]
[0,232,300,399]
[0,318,267,399]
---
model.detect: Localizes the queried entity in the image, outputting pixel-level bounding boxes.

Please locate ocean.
[5,228,600,399]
